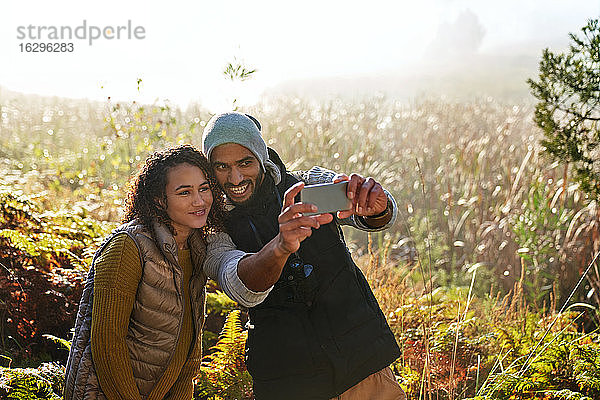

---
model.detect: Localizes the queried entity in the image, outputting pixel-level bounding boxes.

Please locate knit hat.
[202,112,281,184]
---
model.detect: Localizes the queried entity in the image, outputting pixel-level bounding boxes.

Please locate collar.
[152,220,179,266]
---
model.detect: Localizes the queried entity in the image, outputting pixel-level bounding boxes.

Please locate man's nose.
[228,168,244,185]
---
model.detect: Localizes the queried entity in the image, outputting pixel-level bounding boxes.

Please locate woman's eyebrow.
[174,184,192,191]
[174,181,209,191]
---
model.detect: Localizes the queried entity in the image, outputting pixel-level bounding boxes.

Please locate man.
[202,112,404,400]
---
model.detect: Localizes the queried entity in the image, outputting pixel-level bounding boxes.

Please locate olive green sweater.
[91,233,201,400]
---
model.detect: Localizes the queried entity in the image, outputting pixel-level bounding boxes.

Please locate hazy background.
[1,0,599,109]
[2,3,600,393]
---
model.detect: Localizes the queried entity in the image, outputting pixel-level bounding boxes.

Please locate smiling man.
[211,142,263,204]
[202,112,405,400]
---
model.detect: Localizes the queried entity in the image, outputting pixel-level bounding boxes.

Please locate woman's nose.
[192,191,205,206]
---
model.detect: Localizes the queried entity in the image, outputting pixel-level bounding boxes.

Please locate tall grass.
[1,90,600,398]
[250,95,599,307]
[1,91,598,305]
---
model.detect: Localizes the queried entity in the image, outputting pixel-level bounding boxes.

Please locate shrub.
[0,187,112,364]
[194,310,253,400]
[0,362,64,400]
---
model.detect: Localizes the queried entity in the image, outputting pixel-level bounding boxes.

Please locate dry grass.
[2,91,600,399]
[2,91,598,302]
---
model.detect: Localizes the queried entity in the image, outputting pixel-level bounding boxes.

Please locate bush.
[0,186,113,364]
[0,362,65,400]
[194,310,253,400]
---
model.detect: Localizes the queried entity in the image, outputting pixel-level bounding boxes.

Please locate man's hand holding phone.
[333,173,389,219]
[278,173,391,257]
[275,182,334,256]
[299,181,352,216]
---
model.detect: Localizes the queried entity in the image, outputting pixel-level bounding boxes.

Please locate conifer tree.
[528,19,600,198]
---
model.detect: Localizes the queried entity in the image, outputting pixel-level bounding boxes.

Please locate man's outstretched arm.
[203,182,332,304]
[235,182,332,292]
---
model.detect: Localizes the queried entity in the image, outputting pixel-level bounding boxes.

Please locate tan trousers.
[330,367,407,400]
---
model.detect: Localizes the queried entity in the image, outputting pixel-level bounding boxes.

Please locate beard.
[225,168,265,206]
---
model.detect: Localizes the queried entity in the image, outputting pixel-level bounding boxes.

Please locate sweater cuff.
[221,253,272,308]
[348,189,398,232]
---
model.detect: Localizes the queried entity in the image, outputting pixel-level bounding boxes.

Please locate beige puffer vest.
[63,219,207,400]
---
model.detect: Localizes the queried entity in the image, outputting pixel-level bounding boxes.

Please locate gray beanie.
[202,112,281,184]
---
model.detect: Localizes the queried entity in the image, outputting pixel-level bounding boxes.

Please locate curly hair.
[123,144,226,239]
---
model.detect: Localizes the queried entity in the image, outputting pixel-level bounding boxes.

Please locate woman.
[64,144,227,400]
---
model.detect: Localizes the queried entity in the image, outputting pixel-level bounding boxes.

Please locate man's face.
[211,143,264,205]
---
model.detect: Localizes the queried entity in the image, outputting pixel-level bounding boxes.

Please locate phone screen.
[300,181,352,216]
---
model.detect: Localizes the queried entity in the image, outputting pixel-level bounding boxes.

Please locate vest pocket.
[246,308,315,380]
[318,260,383,365]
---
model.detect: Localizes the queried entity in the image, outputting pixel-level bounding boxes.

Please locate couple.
[64,112,405,400]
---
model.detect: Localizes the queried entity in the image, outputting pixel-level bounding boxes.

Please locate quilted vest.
[63,219,207,400]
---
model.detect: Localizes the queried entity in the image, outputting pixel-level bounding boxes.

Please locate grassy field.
[1,90,599,399]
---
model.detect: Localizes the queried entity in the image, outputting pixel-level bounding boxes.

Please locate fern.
[0,184,114,362]
[0,191,40,229]
[42,334,71,352]
[546,389,592,400]
[0,229,40,256]
[194,310,252,400]
[0,363,64,400]
[0,186,113,270]
[471,330,600,400]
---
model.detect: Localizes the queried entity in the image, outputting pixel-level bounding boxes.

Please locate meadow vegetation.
[0,90,599,399]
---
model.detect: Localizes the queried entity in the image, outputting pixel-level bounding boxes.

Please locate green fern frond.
[0,190,41,227]
[42,334,71,351]
[204,309,246,364]
[0,363,64,400]
[546,389,591,400]
[195,310,252,399]
[0,229,40,256]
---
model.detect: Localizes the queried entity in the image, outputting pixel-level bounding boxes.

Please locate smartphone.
[300,181,352,216]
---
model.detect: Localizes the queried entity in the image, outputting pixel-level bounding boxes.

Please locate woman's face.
[163,163,213,244]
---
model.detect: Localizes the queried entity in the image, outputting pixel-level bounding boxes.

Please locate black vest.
[225,151,400,400]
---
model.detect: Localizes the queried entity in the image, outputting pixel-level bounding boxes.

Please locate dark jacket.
[225,149,400,400]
